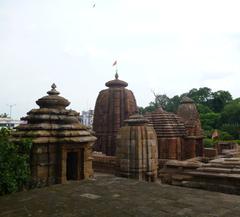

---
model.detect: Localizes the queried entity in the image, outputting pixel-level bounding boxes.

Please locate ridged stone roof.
[145,107,186,138]
[12,84,96,144]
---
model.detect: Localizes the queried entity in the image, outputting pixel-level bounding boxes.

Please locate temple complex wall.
[93,153,117,174]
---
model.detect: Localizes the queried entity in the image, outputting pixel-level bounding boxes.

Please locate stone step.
[197,167,240,174]
[186,171,240,179]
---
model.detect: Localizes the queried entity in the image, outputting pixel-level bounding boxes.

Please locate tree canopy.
[140,87,239,140]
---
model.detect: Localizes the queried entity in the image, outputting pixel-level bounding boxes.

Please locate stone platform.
[1,174,240,217]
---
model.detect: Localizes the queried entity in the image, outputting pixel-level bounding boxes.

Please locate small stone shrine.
[93,73,138,156]
[177,96,204,157]
[116,114,158,182]
[12,84,96,186]
[145,107,187,164]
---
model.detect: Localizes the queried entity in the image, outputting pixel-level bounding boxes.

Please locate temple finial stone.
[51,83,56,90]
[115,72,119,80]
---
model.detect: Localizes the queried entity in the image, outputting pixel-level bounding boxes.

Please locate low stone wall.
[93,155,168,176]
[159,157,240,195]
[92,152,117,174]
[204,148,218,158]
[215,142,239,154]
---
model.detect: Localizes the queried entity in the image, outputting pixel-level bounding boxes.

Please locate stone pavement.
[1,174,240,217]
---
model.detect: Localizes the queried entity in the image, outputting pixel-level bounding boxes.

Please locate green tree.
[0,128,32,195]
[208,90,232,112]
[187,87,212,104]
[166,95,181,112]
[197,104,213,114]
[0,113,8,118]
[200,112,221,130]
[152,92,170,109]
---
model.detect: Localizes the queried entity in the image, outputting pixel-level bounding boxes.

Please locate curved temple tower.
[93,73,138,156]
[12,84,96,186]
[177,96,204,157]
[116,114,158,182]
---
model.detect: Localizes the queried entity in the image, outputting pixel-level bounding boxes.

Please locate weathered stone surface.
[116,114,158,182]
[93,73,138,156]
[204,147,218,158]
[1,174,240,217]
[145,107,187,161]
[159,157,240,195]
[215,142,239,155]
[177,97,204,157]
[92,152,117,174]
[11,84,96,186]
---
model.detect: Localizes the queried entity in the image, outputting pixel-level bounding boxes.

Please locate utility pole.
[6,104,16,119]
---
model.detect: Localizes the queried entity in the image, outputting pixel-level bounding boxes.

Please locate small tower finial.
[47,83,59,95]
[51,83,56,90]
[115,71,119,79]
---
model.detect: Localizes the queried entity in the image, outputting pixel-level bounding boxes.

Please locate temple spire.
[115,71,119,80]
[51,83,56,90]
[47,83,60,96]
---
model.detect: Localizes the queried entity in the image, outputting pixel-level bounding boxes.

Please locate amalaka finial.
[47,83,59,95]
[115,71,119,80]
[51,83,57,90]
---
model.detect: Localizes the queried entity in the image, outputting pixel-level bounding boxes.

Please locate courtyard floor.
[1,173,240,217]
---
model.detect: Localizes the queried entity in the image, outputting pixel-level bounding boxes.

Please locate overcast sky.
[1,0,240,119]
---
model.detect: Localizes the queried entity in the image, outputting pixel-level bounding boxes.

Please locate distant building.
[80,110,94,128]
[0,117,22,129]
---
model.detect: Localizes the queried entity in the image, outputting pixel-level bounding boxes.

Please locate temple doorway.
[67,152,78,180]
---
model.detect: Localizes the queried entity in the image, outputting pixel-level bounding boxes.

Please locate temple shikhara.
[116,114,158,182]
[93,73,138,156]
[12,84,96,186]
[177,96,204,157]
[92,74,205,181]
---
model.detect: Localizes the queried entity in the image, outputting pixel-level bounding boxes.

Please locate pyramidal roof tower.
[12,84,96,185]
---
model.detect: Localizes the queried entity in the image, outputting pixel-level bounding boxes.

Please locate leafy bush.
[219,131,234,140]
[0,128,32,195]
[220,124,240,140]
[200,112,221,131]
[203,138,214,148]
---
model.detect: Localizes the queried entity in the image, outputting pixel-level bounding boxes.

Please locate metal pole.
[6,104,16,118]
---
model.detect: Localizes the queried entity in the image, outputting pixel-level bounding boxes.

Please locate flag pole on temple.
[112,60,118,79]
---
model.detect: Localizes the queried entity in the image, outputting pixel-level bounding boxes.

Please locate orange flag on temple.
[112,60,117,66]
[211,129,219,139]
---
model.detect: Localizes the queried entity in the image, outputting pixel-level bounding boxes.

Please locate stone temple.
[12,84,96,186]
[116,114,158,182]
[144,98,204,167]
[145,107,187,165]
[93,73,138,156]
[177,96,204,157]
